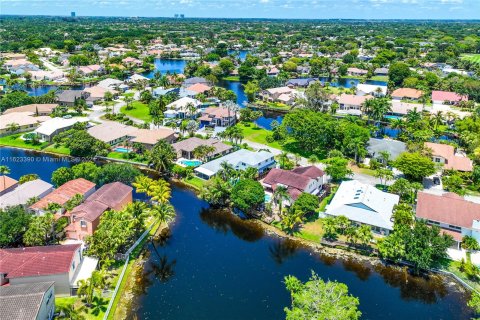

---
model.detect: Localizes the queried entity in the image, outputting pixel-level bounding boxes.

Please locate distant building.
[71,11,76,17]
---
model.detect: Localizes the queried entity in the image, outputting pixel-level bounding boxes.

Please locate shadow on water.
[269,239,300,265]
[199,208,265,242]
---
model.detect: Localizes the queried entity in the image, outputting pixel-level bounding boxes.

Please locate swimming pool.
[113,147,130,153]
[264,193,272,203]
[179,159,202,167]
[384,115,403,120]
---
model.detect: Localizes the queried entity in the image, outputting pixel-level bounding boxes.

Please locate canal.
[0,147,473,320]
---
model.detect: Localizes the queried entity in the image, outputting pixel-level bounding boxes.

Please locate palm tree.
[362,98,376,124]
[6,122,20,133]
[242,167,258,180]
[371,98,392,129]
[186,102,197,119]
[150,179,171,204]
[57,302,86,320]
[77,270,105,306]
[390,118,405,135]
[273,185,290,216]
[430,111,444,131]
[406,107,421,125]
[0,166,11,189]
[278,152,290,169]
[133,175,156,196]
[150,203,176,234]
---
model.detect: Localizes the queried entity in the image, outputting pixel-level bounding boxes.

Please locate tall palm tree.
[371,98,392,129]
[406,107,421,125]
[150,203,176,234]
[273,185,290,216]
[430,111,444,131]
[277,152,290,169]
[132,175,156,196]
[218,161,235,181]
[150,180,171,204]
[0,165,11,190]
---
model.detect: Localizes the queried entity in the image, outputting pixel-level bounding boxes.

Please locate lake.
[0,147,473,320]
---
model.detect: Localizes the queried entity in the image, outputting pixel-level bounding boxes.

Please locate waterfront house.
[3,103,59,116]
[425,142,473,172]
[0,112,50,136]
[337,94,373,116]
[34,117,89,142]
[347,67,368,76]
[97,78,125,91]
[260,86,300,105]
[195,149,276,180]
[77,64,104,76]
[356,84,387,97]
[67,182,132,241]
[416,191,480,249]
[323,180,399,235]
[182,77,210,87]
[29,178,96,216]
[83,85,118,101]
[0,179,54,209]
[431,90,468,105]
[0,176,18,196]
[198,106,237,128]
[165,97,202,119]
[186,83,212,95]
[286,78,317,88]
[56,90,89,107]
[374,67,389,76]
[0,282,55,320]
[172,137,232,160]
[122,57,142,67]
[87,121,137,146]
[129,128,177,149]
[29,70,65,81]
[391,88,423,101]
[0,244,92,295]
[367,138,407,163]
[262,166,327,204]
[126,74,149,83]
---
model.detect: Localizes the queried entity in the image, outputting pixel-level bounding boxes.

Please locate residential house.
[0,244,87,295]
[129,128,176,149]
[77,64,104,76]
[416,191,480,248]
[198,106,237,128]
[34,117,89,142]
[0,179,54,209]
[323,180,400,235]
[0,176,18,196]
[56,90,89,107]
[374,67,389,76]
[367,138,407,163]
[337,94,373,116]
[82,85,118,102]
[29,178,96,216]
[356,84,387,97]
[3,59,39,74]
[172,137,232,160]
[3,103,59,116]
[0,112,50,135]
[182,77,209,87]
[122,57,143,67]
[262,166,327,204]
[186,83,212,95]
[285,78,318,88]
[391,88,423,101]
[0,282,55,320]
[67,182,132,240]
[97,78,124,91]
[165,97,202,119]
[29,70,65,81]
[127,74,149,83]
[87,121,137,145]
[347,67,368,77]
[432,90,468,105]
[195,149,275,180]
[425,142,473,172]
[261,86,300,105]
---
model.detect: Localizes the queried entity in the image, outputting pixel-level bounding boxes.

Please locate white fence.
[103,221,157,320]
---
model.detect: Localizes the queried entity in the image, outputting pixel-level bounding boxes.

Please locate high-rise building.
[71,11,76,17]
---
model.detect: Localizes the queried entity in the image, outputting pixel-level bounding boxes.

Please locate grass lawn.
[369,75,389,82]
[295,219,324,242]
[0,133,48,150]
[120,101,151,122]
[56,296,106,320]
[445,259,480,292]
[237,122,283,149]
[107,151,148,163]
[183,176,205,189]
[44,144,71,155]
[461,54,480,65]
[222,76,240,81]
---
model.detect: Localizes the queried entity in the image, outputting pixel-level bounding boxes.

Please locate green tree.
[23,213,56,246]
[462,235,480,251]
[149,140,176,174]
[324,157,353,182]
[51,167,74,187]
[0,206,32,247]
[273,185,290,215]
[394,152,436,182]
[292,193,319,215]
[284,271,361,320]
[18,173,39,184]
[71,162,100,183]
[231,179,264,212]
[97,163,141,185]
[244,80,260,102]
[388,62,411,87]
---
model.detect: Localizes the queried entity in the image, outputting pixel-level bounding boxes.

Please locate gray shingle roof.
[367,138,406,161]
[0,282,54,320]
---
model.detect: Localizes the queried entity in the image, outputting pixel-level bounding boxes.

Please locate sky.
[1,0,479,20]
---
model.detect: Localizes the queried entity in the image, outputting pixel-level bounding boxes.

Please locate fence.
[102,221,157,320]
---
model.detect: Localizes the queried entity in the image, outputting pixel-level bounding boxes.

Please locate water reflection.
[199,208,264,242]
[342,258,372,281]
[269,239,300,265]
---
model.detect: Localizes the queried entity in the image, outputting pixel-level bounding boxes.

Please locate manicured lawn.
[183,176,205,189]
[107,151,148,163]
[222,76,240,81]
[44,144,71,155]
[461,54,480,65]
[369,75,389,82]
[295,219,324,243]
[120,101,151,122]
[56,296,106,320]
[237,123,283,149]
[0,133,48,150]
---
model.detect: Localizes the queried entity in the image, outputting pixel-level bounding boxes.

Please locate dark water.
[0,147,472,319]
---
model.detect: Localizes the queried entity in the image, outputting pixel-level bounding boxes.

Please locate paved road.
[40,58,64,73]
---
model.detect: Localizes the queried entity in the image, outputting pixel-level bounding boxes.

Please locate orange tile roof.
[425,142,473,172]
[0,176,18,193]
[391,88,423,99]
[30,178,95,210]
